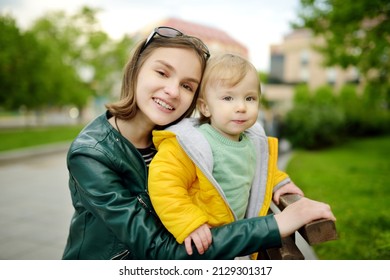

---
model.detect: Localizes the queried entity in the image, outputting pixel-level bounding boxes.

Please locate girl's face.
[135,47,202,127]
[199,70,260,141]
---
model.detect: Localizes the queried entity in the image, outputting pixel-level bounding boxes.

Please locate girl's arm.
[68,147,282,259]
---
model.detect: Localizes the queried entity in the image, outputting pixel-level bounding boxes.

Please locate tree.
[0,14,25,108]
[29,6,135,111]
[0,6,135,115]
[28,7,104,110]
[0,14,63,111]
[294,0,389,105]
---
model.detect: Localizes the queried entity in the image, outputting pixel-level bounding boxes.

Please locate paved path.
[0,144,317,260]
[0,146,73,260]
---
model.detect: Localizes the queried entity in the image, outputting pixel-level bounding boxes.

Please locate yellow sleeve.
[258,137,290,216]
[148,135,208,244]
[268,137,290,189]
[274,169,289,187]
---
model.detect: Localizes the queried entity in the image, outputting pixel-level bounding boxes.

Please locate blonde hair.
[106,35,209,122]
[197,53,261,123]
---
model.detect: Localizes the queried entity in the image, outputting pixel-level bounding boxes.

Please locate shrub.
[338,85,364,136]
[282,85,345,149]
[281,83,389,150]
[283,104,345,149]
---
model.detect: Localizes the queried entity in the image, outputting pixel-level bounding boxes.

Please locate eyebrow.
[155,60,200,84]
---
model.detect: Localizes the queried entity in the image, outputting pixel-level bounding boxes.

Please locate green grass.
[0,125,84,152]
[286,136,390,259]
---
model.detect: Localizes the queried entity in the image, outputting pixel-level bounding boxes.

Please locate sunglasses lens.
[141,26,210,59]
[157,27,182,37]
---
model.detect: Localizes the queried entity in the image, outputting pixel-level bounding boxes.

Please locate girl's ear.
[197,98,211,117]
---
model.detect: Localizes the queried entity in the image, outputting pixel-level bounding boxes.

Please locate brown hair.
[105,35,209,123]
[197,53,261,124]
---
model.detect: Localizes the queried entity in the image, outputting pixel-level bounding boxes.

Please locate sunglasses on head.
[140,26,210,59]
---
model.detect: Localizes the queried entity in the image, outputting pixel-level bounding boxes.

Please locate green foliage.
[282,85,345,149]
[338,85,363,134]
[259,71,268,84]
[338,84,390,136]
[0,6,135,112]
[293,84,311,104]
[283,104,345,149]
[313,85,335,105]
[286,136,390,259]
[359,83,390,135]
[282,83,390,149]
[29,7,108,107]
[0,15,50,109]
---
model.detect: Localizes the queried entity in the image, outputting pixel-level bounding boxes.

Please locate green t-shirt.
[198,124,256,219]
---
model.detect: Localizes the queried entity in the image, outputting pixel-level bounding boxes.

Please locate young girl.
[148,54,304,257]
[63,27,335,259]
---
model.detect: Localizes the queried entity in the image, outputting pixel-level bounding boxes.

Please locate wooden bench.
[258,194,338,260]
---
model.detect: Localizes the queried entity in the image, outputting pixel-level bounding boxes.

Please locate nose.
[163,81,180,98]
[235,100,246,112]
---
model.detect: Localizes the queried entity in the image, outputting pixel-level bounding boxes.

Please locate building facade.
[265,28,360,115]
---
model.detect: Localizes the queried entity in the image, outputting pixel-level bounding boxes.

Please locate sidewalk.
[0,143,73,260]
[0,142,71,164]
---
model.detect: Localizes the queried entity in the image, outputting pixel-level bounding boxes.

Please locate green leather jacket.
[62,112,281,259]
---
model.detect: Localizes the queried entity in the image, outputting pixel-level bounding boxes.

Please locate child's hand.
[184,224,212,255]
[273,182,304,205]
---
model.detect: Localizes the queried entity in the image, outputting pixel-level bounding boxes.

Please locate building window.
[300,50,309,66]
[269,54,284,83]
[300,67,309,82]
[326,67,336,85]
[348,67,360,84]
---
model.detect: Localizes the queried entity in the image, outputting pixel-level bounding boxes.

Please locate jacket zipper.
[137,195,158,218]
[178,138,238,221]
[137,195,148,209]
[111,249,129,260]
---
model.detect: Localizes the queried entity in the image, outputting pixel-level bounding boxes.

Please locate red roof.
[145,18,248,57]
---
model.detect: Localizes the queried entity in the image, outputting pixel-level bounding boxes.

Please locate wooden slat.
[258,236,304,260]
[299,219,338,245]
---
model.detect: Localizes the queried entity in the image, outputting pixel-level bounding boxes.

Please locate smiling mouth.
[153,98,175,111]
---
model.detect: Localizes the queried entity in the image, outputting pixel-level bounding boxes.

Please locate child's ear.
[197,98,211,117]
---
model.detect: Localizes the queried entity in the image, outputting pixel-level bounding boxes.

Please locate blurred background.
[0,0,389,259]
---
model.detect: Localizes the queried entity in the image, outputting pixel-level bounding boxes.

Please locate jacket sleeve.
[68,146,281,260]
[148,137,209,243]
[273,170,291,191]
[267,137,291,192]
